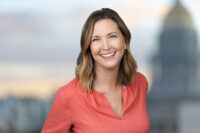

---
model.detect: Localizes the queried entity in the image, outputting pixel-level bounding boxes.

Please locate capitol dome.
[163,1,194,29]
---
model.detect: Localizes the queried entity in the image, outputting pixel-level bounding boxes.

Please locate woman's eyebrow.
[92,32,118,38]
[107,32,118,36]
[91,35,100,38]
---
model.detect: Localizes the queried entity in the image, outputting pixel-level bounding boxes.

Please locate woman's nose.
[102,38,110,50]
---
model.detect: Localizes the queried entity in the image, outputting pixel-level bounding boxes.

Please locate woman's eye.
[91,38,99,42]
[110,35,117,38]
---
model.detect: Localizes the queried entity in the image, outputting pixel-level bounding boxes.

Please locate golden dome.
[163,1,194,29]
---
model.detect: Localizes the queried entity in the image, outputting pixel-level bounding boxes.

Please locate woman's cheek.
[115,41,126,51]
[90,44,100,55]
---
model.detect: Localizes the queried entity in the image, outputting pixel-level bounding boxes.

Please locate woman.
[42,8,150,133]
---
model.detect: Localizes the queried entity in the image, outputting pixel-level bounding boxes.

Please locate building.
[147,1,200,133]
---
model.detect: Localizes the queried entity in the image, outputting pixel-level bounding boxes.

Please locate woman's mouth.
[100,51,116,58]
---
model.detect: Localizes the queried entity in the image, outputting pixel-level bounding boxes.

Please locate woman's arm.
[41,87,72,133]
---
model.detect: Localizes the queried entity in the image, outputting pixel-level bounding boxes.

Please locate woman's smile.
[100,51,116,58]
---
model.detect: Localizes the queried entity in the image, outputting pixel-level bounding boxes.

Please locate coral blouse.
[42,72,150,133]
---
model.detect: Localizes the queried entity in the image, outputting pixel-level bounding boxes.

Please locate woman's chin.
[100,63,120,70]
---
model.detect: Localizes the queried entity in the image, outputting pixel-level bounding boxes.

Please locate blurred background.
[0,0,199,133]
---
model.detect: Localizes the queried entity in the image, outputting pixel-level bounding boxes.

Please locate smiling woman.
[42,8,150,133]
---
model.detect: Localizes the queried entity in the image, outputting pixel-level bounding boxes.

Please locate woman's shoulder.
[56,77,82,101]
[135,71,148,84]
[129,71,148,92]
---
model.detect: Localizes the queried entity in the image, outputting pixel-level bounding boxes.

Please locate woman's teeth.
[101,52,115,58]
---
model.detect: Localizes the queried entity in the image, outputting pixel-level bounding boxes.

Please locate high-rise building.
[147,1,200,133]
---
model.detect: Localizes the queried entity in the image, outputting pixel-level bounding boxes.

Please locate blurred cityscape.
[147,1,200,133]
[0,95,53,133]
[0,0,200,133]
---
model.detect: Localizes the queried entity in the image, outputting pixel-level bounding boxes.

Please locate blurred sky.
[0,0,200,98]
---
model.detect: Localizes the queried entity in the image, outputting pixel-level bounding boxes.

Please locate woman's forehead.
[92,19,120,36]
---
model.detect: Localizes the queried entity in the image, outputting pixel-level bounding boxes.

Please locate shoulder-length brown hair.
[75,8,137,91]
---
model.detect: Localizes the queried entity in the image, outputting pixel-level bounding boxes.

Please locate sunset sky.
[0,0,199,98]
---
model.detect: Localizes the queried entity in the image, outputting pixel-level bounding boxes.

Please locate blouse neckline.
[91,86,126,95]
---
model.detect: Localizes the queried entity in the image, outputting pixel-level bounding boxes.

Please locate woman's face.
[90,19,126,70]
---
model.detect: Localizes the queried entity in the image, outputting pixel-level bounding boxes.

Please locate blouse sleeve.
[142,74,149,93]
[136,72,149,93]
[41,87,72,133]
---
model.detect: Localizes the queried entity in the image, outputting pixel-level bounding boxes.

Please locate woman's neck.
[93,65,120,93]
